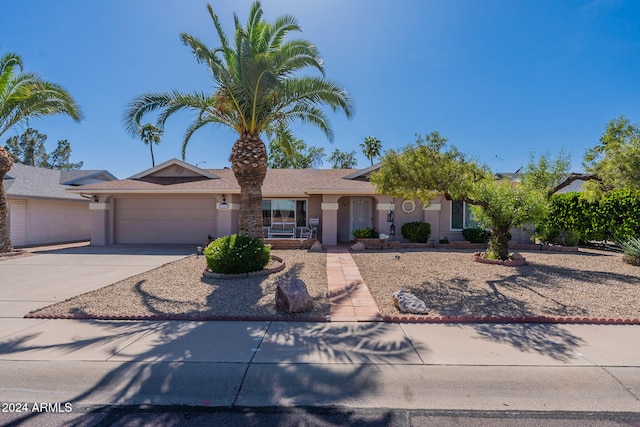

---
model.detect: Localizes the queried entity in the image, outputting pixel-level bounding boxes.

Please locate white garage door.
[115,198,216,244]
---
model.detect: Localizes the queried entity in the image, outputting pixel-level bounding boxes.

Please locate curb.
[23,313,328,322]
[23,312,640,325]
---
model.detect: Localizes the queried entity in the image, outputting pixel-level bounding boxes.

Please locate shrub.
[400,221,431,243]
[204,234,271,274]
[351,227,379,238]
[619,237,640,266]
[461,227,491,243]
[535,226,580,246]
[542,191,640,243]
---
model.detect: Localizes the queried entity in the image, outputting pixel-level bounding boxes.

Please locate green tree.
[328,149,358,169]
[0,52,83,253]
[5,128,47,166]
[370,131,569,260]
[4,128,82,170]
[47,139,83,170]
[583,115,640,194]
[124,2,353,238]
[138,123,163,167]
[360,135,381,166]
[268,137,325,168]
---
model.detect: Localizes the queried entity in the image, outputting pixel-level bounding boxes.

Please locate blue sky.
[3,0,640,178]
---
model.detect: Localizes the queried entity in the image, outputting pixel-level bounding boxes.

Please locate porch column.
[216,197,237,238]
[376,200,396,238]
[89,203,110,246]
[423,200,441,243]
[320,202,339,245]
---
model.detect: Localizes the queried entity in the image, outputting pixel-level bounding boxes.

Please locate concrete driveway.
[0,244,194,318]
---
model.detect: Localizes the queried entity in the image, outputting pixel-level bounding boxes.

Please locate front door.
[350,198,372,235]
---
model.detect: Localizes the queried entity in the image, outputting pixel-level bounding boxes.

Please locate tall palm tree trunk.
[150,144,156,167]
[230,133,268,239]
[0,147,14,253]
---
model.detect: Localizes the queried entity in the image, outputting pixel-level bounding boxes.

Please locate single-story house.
[67,158,533,246]
[5,163,116,246]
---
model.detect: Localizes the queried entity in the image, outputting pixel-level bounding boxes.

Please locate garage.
[115,197,216,244]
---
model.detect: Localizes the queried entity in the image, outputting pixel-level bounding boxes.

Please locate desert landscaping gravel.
[29,250,329,320]
[28,247,640,321]
[352,248,640,319]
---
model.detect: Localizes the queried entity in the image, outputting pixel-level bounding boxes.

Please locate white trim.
[401,200,416,213]
[217,202,239,210]
[423,203,441,211]
[376,203,396,211]
[89,203,111,210]
[321,202,339,211]
[305,189,376,195]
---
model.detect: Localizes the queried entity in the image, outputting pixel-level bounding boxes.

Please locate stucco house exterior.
[67,158,533,246]
[5,163,116,247]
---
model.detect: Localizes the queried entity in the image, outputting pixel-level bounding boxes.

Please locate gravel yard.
[28,250,329,320]
[352,248,640,319]
[27,247,640,321]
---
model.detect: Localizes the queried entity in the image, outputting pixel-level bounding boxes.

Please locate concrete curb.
[23,312,640,325]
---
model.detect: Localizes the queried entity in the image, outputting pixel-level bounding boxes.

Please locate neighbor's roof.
[4,163,117,200]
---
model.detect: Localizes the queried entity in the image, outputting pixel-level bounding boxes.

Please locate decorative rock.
[510,251,525,260]
[393,290,428,314]
[351,242,366,251]
[309,240,324,252]
[276,278,313,313]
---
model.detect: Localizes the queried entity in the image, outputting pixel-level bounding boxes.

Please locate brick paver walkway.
[326,246,383,322]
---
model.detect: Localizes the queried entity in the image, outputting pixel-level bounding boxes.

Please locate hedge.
[541,190,640,242]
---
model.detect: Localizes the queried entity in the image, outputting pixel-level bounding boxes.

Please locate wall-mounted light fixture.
[219,195,229,209]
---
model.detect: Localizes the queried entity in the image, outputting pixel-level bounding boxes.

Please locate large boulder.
[350,241,366,251]
[393,290,428,314]
[309,240,324,252]
[276,278,313,313]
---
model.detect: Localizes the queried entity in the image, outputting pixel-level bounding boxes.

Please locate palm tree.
[0,52,83,252]
[124,2,353,239]
[360,136,382,166]
[138,123,163,167]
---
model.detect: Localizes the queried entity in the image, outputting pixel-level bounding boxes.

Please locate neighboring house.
[4,163,117,247]
[67,158,534,246]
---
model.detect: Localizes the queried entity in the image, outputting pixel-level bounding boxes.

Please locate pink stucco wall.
[23,199,90,245]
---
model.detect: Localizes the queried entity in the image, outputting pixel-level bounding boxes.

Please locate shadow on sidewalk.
[3,319,425,426]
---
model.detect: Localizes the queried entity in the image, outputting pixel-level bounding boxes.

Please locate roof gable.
[129,158,219,180]
[60,170,118,186]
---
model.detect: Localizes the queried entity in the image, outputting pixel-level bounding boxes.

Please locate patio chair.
[299,217,319,239]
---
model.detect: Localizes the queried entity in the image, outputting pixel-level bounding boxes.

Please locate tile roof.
[4,163,116,200]
[69,167,376,196]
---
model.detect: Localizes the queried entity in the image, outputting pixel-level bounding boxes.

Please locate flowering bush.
[205,234,271,274]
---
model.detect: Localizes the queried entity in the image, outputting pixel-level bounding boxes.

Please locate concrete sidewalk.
[1,320,639,412]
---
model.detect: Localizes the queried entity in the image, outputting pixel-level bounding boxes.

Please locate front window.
[262,199,307,226]
[451,200,478,230]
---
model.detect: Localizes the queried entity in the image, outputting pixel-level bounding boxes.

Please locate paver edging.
[382,315,640,325]
[22,311,640,324]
